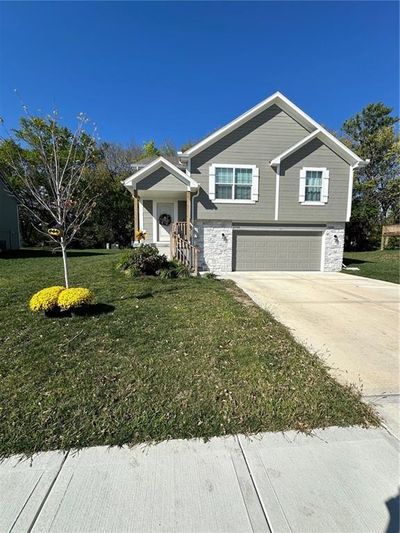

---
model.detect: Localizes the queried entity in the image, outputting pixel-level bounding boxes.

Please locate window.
[209,165,259,202]
[305,170,323,202]
[299,167,329,204]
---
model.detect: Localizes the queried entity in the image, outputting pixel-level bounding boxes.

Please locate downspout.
[346,158,370,222]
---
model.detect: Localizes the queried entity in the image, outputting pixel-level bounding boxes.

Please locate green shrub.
[116,245,168,277]
[204,272,217,279]
[159,260,191,279]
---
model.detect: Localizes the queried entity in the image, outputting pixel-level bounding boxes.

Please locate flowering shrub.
[29,286,65,312]
[58,288,94,311]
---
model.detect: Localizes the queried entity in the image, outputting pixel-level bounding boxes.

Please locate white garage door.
[233,230,322,271]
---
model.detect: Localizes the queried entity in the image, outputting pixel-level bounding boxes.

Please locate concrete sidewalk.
[2,427,399,533]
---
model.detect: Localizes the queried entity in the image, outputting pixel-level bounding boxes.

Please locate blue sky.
[0,1,398,149]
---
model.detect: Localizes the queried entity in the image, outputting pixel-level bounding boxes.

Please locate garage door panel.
[233,231,322,271]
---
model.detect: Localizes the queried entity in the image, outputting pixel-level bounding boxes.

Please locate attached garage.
[233,229,323,271]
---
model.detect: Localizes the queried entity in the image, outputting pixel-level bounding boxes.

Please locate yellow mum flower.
[57,288,93,311]
[29,286,65,312]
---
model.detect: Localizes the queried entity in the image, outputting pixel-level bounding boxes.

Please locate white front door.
[157,202,174,242]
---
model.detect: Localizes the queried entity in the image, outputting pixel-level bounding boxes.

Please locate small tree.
[0,111,99,287]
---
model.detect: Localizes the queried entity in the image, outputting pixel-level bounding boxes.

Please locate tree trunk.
[60,237,69,288]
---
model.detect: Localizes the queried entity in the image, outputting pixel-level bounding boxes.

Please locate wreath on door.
[159,213,172,227]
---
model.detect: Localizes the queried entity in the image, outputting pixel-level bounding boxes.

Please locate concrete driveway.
[225,272,400,435]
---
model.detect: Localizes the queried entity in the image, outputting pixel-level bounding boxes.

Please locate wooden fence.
[381,224,400,250]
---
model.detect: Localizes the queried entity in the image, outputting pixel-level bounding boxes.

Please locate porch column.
[133,190,139,242]
[186,190,191,241]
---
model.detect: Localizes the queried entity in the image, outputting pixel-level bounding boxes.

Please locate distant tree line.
[340,103,399,250]
[0,114,196,248]
[0,103,398,251]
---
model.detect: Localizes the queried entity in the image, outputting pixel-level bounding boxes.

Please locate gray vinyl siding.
[233,231,322,271]
[0,183,20,249]
[190,104,309,222]
[142,200,153,242]
[139,168,187,192]
[178,201,186,221]
[279,139,350,222]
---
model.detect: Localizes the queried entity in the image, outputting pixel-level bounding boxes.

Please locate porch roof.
[123,156,199,192]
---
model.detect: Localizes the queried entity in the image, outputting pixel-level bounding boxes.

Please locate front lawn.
[343,249,399,284]
[0,249,377,456]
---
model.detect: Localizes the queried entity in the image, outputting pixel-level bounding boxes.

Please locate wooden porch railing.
[173,221,189,240]
[170,222,199,275]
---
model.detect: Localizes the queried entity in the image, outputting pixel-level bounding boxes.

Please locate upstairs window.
[209,164,259,202]
[305,170,323,201]
[299,167,329,204]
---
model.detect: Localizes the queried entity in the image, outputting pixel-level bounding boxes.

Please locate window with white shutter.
[299,167,329,205]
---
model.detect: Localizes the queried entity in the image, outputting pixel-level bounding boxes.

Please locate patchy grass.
[0,249,378,457]
[343,249,399,284]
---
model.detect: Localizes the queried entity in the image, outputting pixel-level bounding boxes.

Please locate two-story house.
[123,92,367,274]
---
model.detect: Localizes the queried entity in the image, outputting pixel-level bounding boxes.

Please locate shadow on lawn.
[343,257,372,266]
[45,303,115,318]
[109,284,187,304]
[1,249,111,260]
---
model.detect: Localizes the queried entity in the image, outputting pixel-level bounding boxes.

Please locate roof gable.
[270,129,365,166]
[178,92,365,165]
[123,156,198,191]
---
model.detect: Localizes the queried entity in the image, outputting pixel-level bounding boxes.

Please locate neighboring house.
[123,92,367,273]
[0,179,20,251]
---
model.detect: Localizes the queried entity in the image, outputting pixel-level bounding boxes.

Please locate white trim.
[346,165,354,222]
[252,166,259,201]
[320,229,326,272]
[123,156,199,191]
[179,92,365,165]
[213,199,256,204]
[299,167,328,205]
[233,225,325,232]
[210,163,258,169]
[271,130,320,165]
[209,163,258,203]
[152,201,157,243]
[139,199,144,230]
[274,163,280,220]
[271,128,364,166]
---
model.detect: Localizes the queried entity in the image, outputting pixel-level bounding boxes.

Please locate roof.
[123,156,199,191]
[178,91,365,165]
[270,129,367,167]
[132,154,184,170]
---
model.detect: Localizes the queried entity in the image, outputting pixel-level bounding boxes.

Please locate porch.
[123,156,200,272]
[134,191,192,246]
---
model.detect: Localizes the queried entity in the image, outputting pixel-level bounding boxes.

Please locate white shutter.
[209,166,216,200]
[251,167,259,201]
[322,169,329,203]
[299,169,306,202]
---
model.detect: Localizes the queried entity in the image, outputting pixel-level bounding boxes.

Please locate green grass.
[343,249,400,284]
[0,249,378,457]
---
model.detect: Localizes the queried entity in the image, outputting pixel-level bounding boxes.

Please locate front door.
[157,202,174,242]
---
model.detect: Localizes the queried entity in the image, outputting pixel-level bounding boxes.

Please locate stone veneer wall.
[194,221,233,274]
[324,223,345,272]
